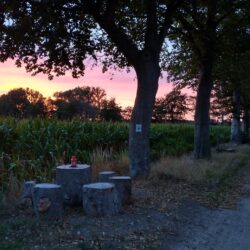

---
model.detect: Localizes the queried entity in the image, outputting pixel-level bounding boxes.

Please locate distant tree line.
[0,86,122,121]
[0,85,241,124]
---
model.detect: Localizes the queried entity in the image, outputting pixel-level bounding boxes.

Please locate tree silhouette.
[153,89,190,123]
[0,88,46,118]
[100,98,123,122]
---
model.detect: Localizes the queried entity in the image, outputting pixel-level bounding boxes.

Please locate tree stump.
[33,183,63,220]
[109,176,132,205]
[20,181,36,209]
[82,182,121,216]
[56,164,92,205]
[99,171,116,182]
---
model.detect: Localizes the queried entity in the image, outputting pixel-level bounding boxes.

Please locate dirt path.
[161,185,250,250]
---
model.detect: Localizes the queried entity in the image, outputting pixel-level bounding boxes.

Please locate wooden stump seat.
[109,176,132,205]
[33,183,63,220]
[82,182,121,216]
[99,171,116,182]
[20,180,36,209]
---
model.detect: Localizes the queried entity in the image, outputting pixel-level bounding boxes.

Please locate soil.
[1,150,250,250]
[161,187,250,250]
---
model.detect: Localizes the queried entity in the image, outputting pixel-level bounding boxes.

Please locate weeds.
[91,148,129,180]
[150,145,250,186]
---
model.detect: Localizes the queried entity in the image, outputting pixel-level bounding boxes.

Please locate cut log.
[99,171,116,182]
[82,182,121,216]
[33,183,63,220]
[109,176,132,205]
[56,164,91,205]
[20,181,36,209]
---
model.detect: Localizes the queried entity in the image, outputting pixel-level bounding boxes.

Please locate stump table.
[109,176,132,205]
[33,183,63,220]
[82,182,121,216]
[56,164,91,205]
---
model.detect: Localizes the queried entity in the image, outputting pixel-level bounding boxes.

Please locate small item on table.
[70,155,78,168]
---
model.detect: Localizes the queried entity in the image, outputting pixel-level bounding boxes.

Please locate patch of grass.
[0,242,22,250]
[150,145,250,206]
[91,147,114,180]
[110,151,129,175]
[91,149,129,180]
[0,223,22,250]
[150,145,250,187]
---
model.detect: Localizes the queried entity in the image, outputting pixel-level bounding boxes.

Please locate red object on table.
[70,156,77,167]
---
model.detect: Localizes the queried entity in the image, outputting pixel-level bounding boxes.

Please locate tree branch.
[145,0,158,50]
[215,2,239,26]
[83,0,139,65]
[158,0,182,50]
[171,23,202,60]
[189,1,205,32]
[103,0,119,24]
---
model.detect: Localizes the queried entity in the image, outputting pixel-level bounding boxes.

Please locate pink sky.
[0,60,175,107]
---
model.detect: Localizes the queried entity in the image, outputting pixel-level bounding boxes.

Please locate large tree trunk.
[194,62,213,159]
[231,90,242,143]
[129,61,160,178]
[242,107,249,143]
[193,1,217,159]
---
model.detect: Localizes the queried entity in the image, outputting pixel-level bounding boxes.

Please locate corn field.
[0,117,230,193]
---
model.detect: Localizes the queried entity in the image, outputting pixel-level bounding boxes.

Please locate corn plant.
[0,117,230,193]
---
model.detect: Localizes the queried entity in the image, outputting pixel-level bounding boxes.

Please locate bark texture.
[242,107,250,143]
[129,61,160,177]
[109,176,132,205]
[82,182,121,216]
[231,91,242,143]
[56,164,92,205]
[20,181,36,209]
[193,1,217,159]
[33,183,63,220]
[194,63,213,159]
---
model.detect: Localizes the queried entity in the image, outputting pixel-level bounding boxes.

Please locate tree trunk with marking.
[129,59,160,178]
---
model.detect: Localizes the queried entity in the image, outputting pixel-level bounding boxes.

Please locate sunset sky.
[0,59,175,107]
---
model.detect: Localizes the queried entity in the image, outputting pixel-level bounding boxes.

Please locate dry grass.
[0,173,22,206]
[110,151,129,175]
[91,147,114,180]
[150,144,250,186]
[91,148,129,180]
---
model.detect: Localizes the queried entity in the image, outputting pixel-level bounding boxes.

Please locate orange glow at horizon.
[0,60,179,107]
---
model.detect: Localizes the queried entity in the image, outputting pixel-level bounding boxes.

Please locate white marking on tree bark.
[136,124,142,133]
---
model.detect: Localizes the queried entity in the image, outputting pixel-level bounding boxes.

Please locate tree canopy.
[165,0,249,158]
[0,88,47,118]
[153,89,191,123]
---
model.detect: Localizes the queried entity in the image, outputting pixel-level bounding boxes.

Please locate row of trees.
[0,87,123,121]
[0,86,193,122]
[2,86,247,124]
[0,0,249,177]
